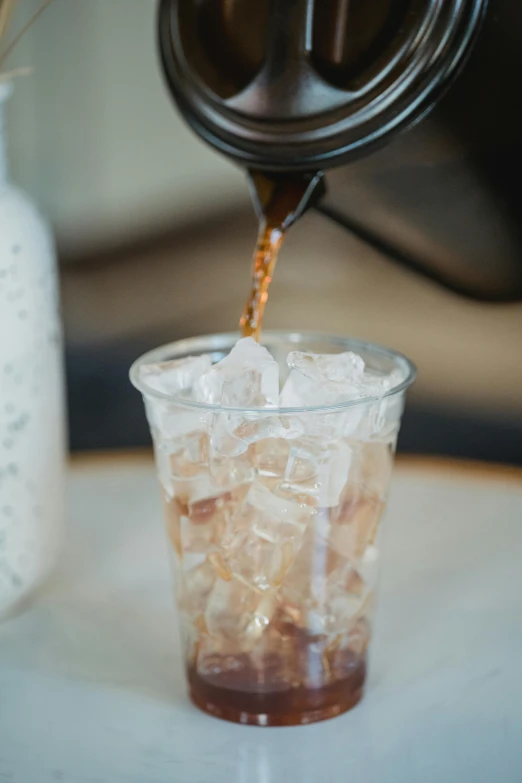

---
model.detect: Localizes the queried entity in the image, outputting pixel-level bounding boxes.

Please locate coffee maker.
[158,0,522,302]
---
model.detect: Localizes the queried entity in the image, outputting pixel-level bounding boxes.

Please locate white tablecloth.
[1,457,521,783]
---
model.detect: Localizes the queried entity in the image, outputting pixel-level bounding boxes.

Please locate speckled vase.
[0,82,66,618]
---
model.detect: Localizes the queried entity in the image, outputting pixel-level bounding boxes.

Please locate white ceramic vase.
[0,82,66,618]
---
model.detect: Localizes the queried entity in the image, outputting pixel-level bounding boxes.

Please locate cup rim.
[129,330,417,415]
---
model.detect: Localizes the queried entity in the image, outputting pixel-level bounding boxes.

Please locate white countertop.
[1,456,521,783]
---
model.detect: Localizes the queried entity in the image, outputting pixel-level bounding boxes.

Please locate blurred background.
[6,0,522,463]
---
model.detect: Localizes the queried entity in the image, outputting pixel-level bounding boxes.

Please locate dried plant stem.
[0,0,54,68]
[0,0,17,44]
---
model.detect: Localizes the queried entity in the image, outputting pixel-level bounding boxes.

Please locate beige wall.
[7,0,247,254]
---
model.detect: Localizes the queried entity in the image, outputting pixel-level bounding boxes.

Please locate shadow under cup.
[131,332,416,726]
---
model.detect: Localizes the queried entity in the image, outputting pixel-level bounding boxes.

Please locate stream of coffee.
[240,173,320,341]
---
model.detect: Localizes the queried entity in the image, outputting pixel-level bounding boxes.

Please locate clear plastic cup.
[131,332,416,726]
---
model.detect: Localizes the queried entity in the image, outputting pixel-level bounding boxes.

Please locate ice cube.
[322,563,371,634]
[360,390,404,442]
[247,482,312,532]
[326,618,371,680]
[207,552,233,582]
[328,440,393,508]
[277,439,353,508]
[350,375,403,440]
[140,354,212,395]
[328,494,385,561]
[154,440,176,497]
[180,485,249,554]
[244,593,277,642]
[281,350,400,440]
[249,438,291,479]
[178,556,217,621]
[195,337,279,407]
[280,369,360,408]
[180,505,226,554]
[169,432,209,477]
[341,618,372,657]
[279,369,313,407]
[166,432,218,504]
[283,351,364,407]
[235,414,304,442]
[357,544,380,591]
[163,495,183,558]
[196,622,294,682]
[280,530,339,615]
[209,450,254,487]
[167,431,252,507]
[357,441,394,500]
[209,412,250,457]
[288,350,365,384]
[279,526,369,635]
[287,351,397,404]
[222,483,313,592]
[204,576,259,639]
[172,473,223,507]
[145,398,210,442]
[280,370,364,440]
[155,434,211,499]
[210,410,303,457]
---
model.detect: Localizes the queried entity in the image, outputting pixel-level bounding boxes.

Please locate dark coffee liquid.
[189,651,366,727]
[240,173,316,340]
[188,613,368,727]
